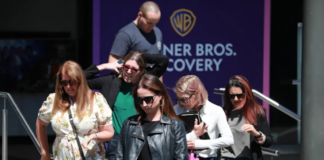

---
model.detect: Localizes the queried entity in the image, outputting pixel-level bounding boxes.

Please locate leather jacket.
[116,114,188,160]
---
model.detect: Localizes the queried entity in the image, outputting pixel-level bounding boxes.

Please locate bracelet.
[94,133,98,140]
[254,131,262,139]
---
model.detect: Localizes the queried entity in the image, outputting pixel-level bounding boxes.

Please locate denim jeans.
[105,134,120,160]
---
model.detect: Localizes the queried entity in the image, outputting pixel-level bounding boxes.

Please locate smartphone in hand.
[118,59,124,74]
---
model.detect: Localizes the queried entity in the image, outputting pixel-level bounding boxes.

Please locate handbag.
[188,150,199,160]
[68,106,86,160]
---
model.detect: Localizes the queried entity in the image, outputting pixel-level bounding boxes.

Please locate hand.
[187,140,195,150]
[241,124,259,136]
[40,154,50,160]
[82,134,97,151]
[97,62,123,73]
[193,118,208,137]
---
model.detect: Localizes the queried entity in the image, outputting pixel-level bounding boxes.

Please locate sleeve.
[186,131,199,141]
[116,119,129,160]
[110,31,132,58]
[173,120,189,160]
[37,93,55,123]
[256,112,273,147]
[195,109,234,149]
[159,30,163,54]
[95,92,113,126]
[143,53,169,77]
[84,64,107,90]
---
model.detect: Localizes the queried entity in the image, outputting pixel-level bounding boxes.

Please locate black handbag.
[68,106,86,160]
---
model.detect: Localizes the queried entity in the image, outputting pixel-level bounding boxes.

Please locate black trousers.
[105,133,120,160]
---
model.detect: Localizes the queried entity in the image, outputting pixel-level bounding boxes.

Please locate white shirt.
[174,100,234,158]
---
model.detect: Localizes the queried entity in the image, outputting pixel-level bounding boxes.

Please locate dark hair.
[132,74,180,122]
[119,51,146,81]
[223,75,265,125]
[123,51,146,69]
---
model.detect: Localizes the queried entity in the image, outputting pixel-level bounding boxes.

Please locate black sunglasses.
[135,95,156,105]
[229,93,245,99]
[60,80,75,87]
[175,94,193,103]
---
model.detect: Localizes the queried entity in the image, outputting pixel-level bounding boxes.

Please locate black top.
[138,120,160,160]
[84,53,169,111]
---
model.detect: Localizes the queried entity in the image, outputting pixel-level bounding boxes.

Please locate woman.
[173,75,234,160]
[116,74,188,160]
[36,61,114,160]
[84,52,169,159]
[221,75,273,160]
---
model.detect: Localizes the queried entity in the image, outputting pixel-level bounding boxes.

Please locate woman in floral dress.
[36,61,114,160]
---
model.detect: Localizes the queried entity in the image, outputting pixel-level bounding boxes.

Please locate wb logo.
[170,9,196,37]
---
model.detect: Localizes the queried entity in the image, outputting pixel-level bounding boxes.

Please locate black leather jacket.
[116,114,188,160]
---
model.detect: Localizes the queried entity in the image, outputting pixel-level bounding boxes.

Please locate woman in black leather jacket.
[116,74,188,160]
[84,52,169,160]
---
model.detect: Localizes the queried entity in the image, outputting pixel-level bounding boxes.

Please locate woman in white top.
[173,75,234,160]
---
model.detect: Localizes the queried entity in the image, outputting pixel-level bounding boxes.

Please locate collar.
[129,114,171,125]
[198,100,209,115]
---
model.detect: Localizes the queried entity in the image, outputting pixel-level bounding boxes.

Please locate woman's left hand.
[241,124,259,136]
[187,140,195,149]
[82,134,97,151]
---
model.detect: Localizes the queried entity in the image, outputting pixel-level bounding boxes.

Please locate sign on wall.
[93,0,271,116]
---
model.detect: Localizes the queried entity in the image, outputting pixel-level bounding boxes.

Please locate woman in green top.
[84,51,169,160]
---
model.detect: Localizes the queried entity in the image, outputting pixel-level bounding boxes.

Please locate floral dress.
[38,92,112,160]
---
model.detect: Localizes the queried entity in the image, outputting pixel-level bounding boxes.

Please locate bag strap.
[68,105,86,160]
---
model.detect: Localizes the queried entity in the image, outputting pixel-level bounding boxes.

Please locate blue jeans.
[105,134,120,160]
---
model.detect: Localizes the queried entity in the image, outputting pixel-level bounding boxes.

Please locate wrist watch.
[254,131,262,139]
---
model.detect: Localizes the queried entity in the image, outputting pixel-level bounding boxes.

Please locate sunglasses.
[229,93,245,99]
[175,94,193,103]
[60,80,76,87]
[135,95,156,105]
[123,65,141,74]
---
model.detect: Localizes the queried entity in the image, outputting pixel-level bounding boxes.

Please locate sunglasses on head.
[122,65,141,74]
[229,93,245,99]
[175,94,193,103]
[135,95,156,105]
[60,80,75,86]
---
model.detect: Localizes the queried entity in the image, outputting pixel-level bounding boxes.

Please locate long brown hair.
[118,51,146,81]
[132,74,180,122]
[223,75,265,125]
[53,61,94,120]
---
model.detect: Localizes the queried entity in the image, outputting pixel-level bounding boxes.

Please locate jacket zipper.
[163,124,168,160]
[132,135,145,160]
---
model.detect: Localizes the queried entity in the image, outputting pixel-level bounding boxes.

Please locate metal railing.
[213,88,304,158]
[0,92,41,160]
[262,147,280,158]
[0,90,281,159]
[213,88,301,122]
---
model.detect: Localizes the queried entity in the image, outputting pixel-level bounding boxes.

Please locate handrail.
[213,88,301,122]
[262,147,280,156]
[0,92,41,156]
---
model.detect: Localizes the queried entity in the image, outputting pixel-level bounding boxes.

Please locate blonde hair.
[52,61,94,120]
[174,75,208,107]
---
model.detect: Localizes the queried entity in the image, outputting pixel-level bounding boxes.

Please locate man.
[108,1,164,80]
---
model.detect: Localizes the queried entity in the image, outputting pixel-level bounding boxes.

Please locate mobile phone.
[117,59,124,74]
[82,136,97,150]
[117,59,124,64]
